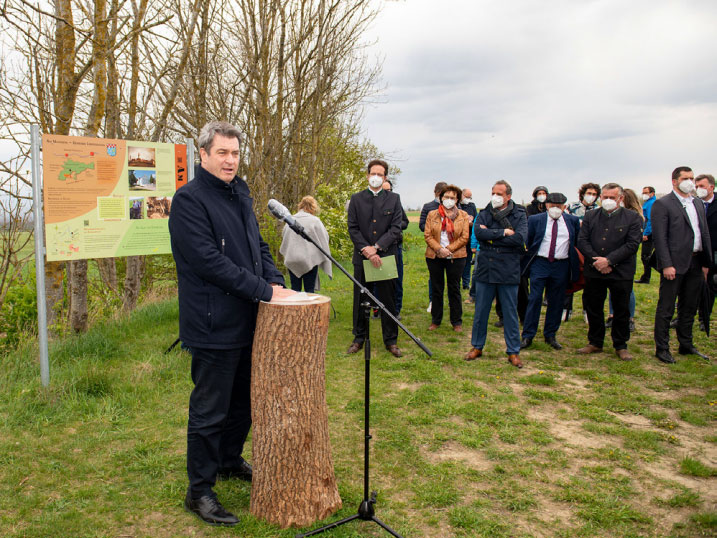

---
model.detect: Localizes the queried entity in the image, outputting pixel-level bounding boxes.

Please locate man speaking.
[169,121,294,526]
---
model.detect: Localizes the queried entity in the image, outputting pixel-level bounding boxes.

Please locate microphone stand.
[283,221,431,538]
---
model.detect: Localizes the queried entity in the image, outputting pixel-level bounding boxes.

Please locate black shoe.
[494,319,504,328]
[184,492,239,526]
[669,318,678,328]
[605,317,613,328]
[699,321,705,332]
[678,346,710,361]
[520,337,532,349]
[655,349,676,364]
[545,337,563,350]
[217,459,252,482]
[629,320,636,332]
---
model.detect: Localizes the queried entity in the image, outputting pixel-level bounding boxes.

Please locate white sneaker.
[583,311,588,324]
[426,302,432,313]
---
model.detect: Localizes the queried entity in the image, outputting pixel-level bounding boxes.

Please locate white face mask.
[536,194,547,203]
[583,194,596,205]
[463,197,472,204]
[491,195,504,209]
[696,187,709,199]
[641,193,651,201]
[547,207,563,220]
[601,198,618,212]
[442,198,456,210]
[678,179,695,194]
[368,175,384,189]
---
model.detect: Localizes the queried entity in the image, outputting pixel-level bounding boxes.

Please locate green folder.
[363,255,398,282]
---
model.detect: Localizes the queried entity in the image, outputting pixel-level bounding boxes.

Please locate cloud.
[363,0,717,207]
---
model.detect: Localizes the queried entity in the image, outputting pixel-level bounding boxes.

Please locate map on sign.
[58,159,94,182]
[42,134,188,261]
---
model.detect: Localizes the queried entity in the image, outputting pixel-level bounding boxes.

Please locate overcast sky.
[362,0,717,209]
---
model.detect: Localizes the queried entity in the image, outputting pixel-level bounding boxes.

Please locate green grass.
[0,229,715,537]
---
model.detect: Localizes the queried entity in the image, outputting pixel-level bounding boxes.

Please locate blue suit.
[521,212,580,341]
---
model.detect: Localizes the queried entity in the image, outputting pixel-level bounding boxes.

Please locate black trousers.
[654,257,705,351]
[352,263,398,346]
[583,277,633,350]
[187,346,252,498]
[426,257,466,326]
[639,236,654,282]
[698,267,716,324]
[518,275,529,323]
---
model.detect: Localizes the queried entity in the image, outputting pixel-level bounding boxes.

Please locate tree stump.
[250,293,342,528]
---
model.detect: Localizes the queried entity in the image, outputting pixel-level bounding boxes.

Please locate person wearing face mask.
[420,181,449,313]
[520,193,581,350]
[577,183,643,361]
[565,183,601,323]
[635,186,656,284]
[526,186,549,217]
[568,183,601,219]
[459,188,478,294]
[651,167,713,363]
[695,174,716,331]
[381,179,409,318]
[464,180,528,368]
[346,159,405,358]
[424,185,470,331]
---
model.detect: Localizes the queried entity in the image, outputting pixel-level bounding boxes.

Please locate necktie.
[548,219,558,262]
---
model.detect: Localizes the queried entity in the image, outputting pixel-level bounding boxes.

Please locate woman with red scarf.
[424,184,471,331]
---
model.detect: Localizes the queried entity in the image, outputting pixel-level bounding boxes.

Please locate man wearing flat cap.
[520,193,581,350]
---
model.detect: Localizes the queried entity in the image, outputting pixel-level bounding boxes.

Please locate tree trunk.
[250,294,341,528]
[68,259,88,332]
[122,255,145,312]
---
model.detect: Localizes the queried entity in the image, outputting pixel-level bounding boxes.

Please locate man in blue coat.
[520,193,580,350]
[464,180,528,368]
[169,121,293,526]
[635,185,656,284]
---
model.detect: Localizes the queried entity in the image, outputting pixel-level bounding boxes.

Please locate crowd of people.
[168,120,713,526]
[345,161,715,369]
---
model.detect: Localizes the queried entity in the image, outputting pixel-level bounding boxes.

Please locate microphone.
[268,199,304,233]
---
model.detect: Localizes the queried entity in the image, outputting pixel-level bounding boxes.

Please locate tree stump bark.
[250,293,342,528]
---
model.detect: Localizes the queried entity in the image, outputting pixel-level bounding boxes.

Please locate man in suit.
[420,181,448,312]
[577,183,643,361]
[464,180,528,368]
[695,174,716,330]
[346,159,404,358]
[652,167,713,363]
[635,186,656,284]
[520,193,580,350]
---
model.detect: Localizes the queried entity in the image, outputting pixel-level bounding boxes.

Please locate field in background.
[0,223,714,537]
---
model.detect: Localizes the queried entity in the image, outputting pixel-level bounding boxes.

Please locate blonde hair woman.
[279,196,332,292]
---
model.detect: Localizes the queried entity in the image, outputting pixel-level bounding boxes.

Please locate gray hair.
[198,121,242,153]
[602,182,623,196]
[493,180,512,195]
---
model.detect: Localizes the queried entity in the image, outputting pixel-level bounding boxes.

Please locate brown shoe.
[507,354,523,368]
[464,348,482,361]
[453,325,463,333]
[428,323,439,331]
[615,349,633,361]
[346,342,363,354]
[577,344,603,354]
[386,345,403,358]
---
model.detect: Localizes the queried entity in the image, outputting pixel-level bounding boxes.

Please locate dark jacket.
[419,199,439,232]
[169,166,285,349]
[577,207,642,280]
[651,191,712,273]
[706,198,717,268]
[459,200,478,238]
[524,212,581,282]
[398,206,409,245]
[473,202,528,285]
[348,188,404,265]
[526,200,546,217]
